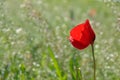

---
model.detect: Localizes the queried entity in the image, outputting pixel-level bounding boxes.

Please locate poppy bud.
[69,19,95,50]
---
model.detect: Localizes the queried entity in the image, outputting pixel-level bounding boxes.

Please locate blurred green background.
[0,0,120,80]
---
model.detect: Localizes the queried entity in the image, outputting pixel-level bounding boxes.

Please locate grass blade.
[48,47,65,80]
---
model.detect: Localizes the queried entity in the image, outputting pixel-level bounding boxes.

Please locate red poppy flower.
[69,19,95,50]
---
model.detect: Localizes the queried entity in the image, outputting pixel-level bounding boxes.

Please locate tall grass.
[0,0,120,80]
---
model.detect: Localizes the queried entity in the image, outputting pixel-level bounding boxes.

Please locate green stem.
[76,67,83,80]
[76,66,78,80]
[79,68,83,80]
[91,44,96,80]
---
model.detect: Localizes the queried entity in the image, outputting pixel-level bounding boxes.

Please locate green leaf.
[48,47,65,80]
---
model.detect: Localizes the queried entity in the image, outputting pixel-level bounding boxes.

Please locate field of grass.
[0,0,120,80]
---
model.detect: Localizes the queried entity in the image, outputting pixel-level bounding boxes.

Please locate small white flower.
[16,28,22,34]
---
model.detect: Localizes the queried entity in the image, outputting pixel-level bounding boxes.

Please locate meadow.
[0,0,120,80]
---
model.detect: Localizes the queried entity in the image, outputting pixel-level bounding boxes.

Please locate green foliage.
[0,0,120,80]
[48,47,67,80]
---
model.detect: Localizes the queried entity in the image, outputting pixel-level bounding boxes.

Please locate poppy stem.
[91,44,96,80]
